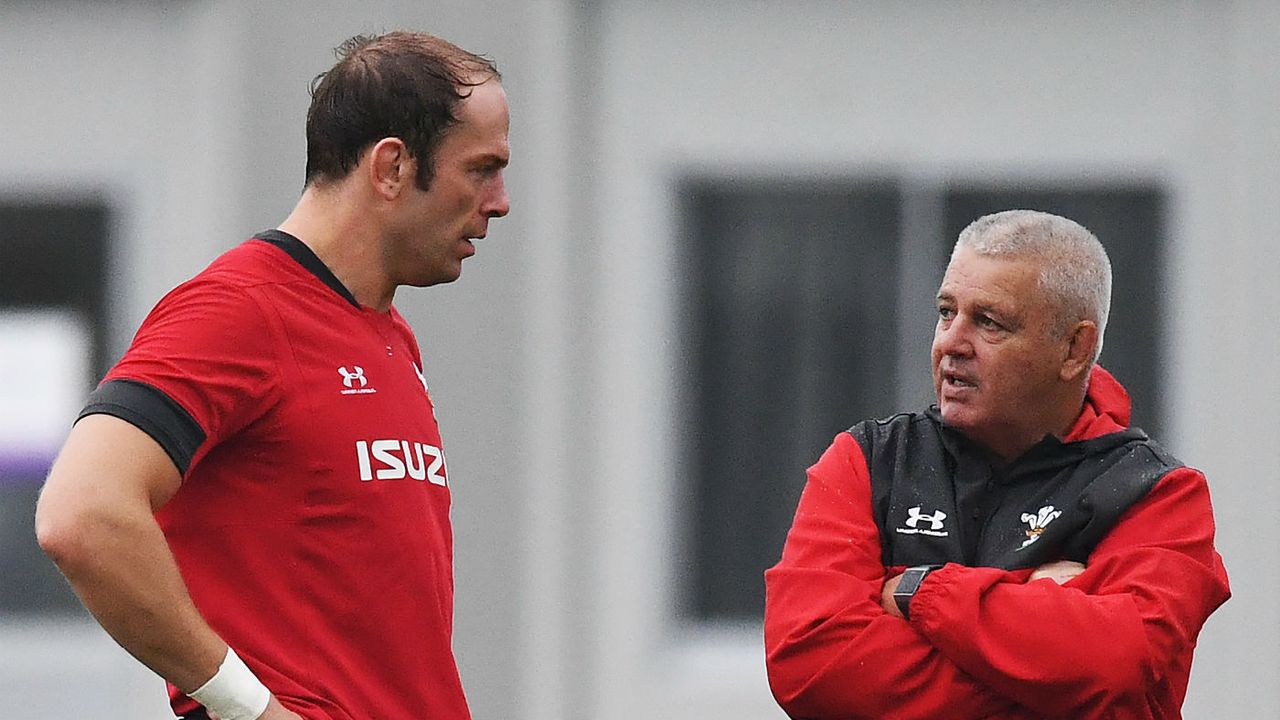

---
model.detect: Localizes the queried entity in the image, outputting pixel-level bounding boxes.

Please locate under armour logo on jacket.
[896,506,949,537]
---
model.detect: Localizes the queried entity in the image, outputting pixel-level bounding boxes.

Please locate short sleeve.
[86,275,281,476]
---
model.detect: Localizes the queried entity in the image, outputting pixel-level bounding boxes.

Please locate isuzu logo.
[355,439,447,485]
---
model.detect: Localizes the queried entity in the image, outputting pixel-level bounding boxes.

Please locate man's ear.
[1060,320,1099,382]
[367,137,411,201]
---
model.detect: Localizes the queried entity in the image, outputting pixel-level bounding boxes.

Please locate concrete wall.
[1,1,1273,718]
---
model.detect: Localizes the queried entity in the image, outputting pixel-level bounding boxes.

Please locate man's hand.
[258,695,306,720]
[1029,560,1085,585]
[880,573,906,618]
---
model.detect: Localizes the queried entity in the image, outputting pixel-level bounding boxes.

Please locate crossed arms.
[763,432,1230,720]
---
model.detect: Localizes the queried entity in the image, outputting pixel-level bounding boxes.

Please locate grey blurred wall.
[1,1,1274,719]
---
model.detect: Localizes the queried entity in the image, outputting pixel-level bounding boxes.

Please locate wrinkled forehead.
[939,248,1048,309]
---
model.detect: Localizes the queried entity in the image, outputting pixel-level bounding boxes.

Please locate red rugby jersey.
[82,231,469,720]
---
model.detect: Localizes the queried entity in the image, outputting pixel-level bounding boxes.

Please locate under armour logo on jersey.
[1019,505,1062,548]
[339,366,367,387]
[338,366,377,395]
[896,506,949,537]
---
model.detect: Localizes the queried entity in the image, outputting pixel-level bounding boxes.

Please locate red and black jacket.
[764,366,1230,719]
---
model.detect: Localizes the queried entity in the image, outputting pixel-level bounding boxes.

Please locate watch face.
[896,566,939,597]
[896,570,926,596]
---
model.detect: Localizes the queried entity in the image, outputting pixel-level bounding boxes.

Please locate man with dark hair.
[764,210,1229,719]
[36,31,508,720]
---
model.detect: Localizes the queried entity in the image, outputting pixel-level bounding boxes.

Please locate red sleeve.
[107,276,282,472]
[764,433,1030,720]
[909,466,1231,718]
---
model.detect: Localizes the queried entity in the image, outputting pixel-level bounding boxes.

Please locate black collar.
[252,229,361,309]
[925,404,1147,483]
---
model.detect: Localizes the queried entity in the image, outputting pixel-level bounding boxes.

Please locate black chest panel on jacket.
[849,410,1182,569]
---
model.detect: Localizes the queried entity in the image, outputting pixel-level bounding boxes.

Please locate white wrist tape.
[188,647,271,720]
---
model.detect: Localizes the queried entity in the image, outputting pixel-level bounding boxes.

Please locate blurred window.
[678,179,904,622]
[0,201,108,616]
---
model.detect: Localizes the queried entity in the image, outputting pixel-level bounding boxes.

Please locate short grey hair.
[952,209,1112,360]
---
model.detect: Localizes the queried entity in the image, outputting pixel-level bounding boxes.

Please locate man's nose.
[934,316,974,357]
[484,176,510,218]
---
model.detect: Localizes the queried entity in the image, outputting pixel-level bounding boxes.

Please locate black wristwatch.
[893,564,943,620]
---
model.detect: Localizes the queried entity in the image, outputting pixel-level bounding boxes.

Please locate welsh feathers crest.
[1019,505,1062,549]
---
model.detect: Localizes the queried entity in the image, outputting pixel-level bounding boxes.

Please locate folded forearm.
[766,567,1027,719]
[910,564,1152,716]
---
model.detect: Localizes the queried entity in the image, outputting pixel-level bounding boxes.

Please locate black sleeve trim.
[77,378,207,476]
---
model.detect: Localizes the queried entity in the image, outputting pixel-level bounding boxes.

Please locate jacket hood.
[1067,364,1131,440]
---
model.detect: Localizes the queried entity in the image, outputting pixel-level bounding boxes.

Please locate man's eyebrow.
[474,151,509,168]
[975,302,1022,327]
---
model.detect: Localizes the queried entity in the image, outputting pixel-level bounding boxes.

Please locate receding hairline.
[302,30,502,189]
[332,31,500,77]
